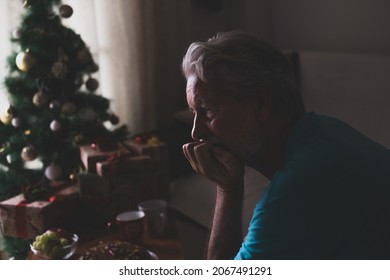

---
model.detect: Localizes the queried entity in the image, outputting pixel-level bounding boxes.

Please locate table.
[28,209,183,260]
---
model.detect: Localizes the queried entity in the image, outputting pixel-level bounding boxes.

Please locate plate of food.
[80,240,158,260]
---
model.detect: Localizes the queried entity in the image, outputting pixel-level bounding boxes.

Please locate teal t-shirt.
[235,112,390,259]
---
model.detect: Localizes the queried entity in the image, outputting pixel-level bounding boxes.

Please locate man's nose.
[191,114,207,141]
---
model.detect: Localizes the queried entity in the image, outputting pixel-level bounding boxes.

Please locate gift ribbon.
[23,179,76,203]
[106,151,128,164]
[104,152,129,175]
[14,196,63,239]
[13,180,74,238]
[49,194,65,203]
[15,200,29,239]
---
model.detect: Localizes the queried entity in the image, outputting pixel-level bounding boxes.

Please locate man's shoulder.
[287,111,390,170]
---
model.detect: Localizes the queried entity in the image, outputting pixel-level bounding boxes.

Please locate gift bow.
[103,151,129,175]
[106,151,128,164]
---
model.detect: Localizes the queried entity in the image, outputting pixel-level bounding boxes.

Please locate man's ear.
[256,84,272,122]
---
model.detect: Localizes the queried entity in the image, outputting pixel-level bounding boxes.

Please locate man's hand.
[183,141,245,259]
[182,141,245,192]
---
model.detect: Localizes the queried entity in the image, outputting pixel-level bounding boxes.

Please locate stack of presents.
[0,136,169,240]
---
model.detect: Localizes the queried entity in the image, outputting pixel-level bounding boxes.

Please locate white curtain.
[66,0,162,133]
[93,0,191,134]
[94,0,157,134]
[0,1,22,114]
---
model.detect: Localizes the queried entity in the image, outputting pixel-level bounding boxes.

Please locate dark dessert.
[81,241,154,260]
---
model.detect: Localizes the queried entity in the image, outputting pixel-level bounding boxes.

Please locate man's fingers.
[182,142,199,171]
[193,142,215,173]
[182,142,244,187]
[183,142,215,174]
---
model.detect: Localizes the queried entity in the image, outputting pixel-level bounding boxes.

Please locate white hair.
[182,30,304,119]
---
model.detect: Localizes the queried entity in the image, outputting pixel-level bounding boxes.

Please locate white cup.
[107,210,145,245]
[138,199,167,236]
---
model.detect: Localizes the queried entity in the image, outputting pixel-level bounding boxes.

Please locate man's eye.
[203,108,215,119]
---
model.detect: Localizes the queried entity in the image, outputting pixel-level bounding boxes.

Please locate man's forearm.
[207,185,244,259]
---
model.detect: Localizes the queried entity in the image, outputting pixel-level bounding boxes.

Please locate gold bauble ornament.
[16,51,36,72]
[32,91,48,107]
[61,102,77,116]
[60,4,73,18]
[51,61,68,79]
[0,111,13,125]
[21,146,38,161]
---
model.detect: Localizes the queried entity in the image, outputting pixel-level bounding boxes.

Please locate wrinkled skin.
[182,75,265,192]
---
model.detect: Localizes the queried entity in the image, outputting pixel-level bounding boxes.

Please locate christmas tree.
[0,0,127,259]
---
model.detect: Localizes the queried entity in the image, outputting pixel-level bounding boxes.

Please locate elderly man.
[181,30,390,260]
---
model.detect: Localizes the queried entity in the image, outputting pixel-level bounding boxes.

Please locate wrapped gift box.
[78,167,156,227]
[96,155,153,177]
[98,149,169,198]
[122,139,167,163]
[122,139,170,200]
[78,173,113,227]
[78,138,170,227]
[79,143,130,173]
[0,183,80,239]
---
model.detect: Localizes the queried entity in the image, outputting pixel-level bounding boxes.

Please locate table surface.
[28,211,184,260]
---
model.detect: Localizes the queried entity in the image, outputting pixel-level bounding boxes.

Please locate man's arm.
[207,184,244,259]
[182,142,245,259]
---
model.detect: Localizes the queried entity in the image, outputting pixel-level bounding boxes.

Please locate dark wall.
[271,0,390,54]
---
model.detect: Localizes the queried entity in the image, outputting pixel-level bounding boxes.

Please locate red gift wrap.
[122,139,167,163]
[78,137,170,226]
[0,183,80,239]
[96,154,153,177]
[79,143,129,173]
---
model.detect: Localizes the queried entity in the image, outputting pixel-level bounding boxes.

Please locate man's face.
[186,75,263,162]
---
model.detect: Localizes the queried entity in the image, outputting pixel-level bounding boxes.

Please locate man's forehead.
[186,76,218,104]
